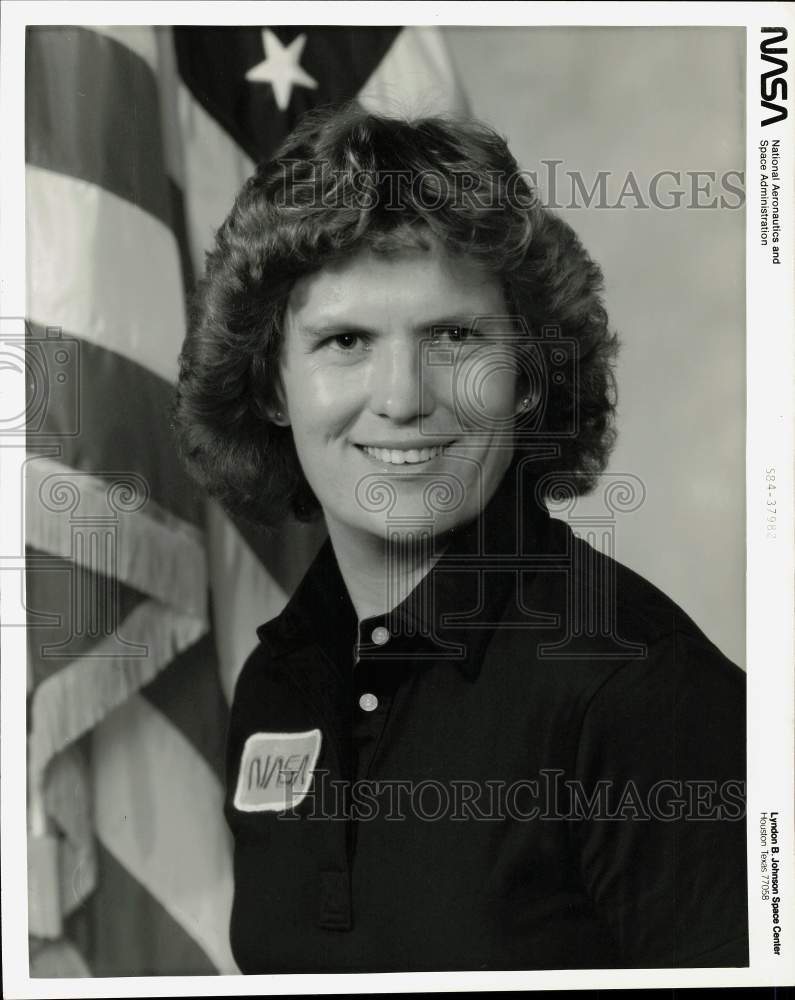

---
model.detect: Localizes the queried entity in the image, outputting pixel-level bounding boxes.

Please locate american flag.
[25,24,466,976]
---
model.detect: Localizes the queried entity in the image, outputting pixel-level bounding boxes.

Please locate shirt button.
[359,692,379,712]
[371,625,390,646]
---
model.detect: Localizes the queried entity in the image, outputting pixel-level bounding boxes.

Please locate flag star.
[245,29,318,111]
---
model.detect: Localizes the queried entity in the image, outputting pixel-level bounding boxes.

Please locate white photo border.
[2,1,793,995]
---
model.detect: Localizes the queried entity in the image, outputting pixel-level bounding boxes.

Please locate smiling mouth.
[356,443,454,465]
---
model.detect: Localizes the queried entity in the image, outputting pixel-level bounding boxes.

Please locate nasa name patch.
[234,729,322,812]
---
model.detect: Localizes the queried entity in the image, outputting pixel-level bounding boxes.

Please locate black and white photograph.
[1,1,793,994]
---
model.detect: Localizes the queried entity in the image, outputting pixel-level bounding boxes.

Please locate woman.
[174,106,748,972]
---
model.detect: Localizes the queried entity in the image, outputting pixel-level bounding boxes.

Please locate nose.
[368,334,432,423]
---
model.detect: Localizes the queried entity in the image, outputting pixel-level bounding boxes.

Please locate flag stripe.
[152,33,197,295]
[176,81,255,273]
[26,166,185,385]
[207,506,327,702]
[206,501,324,703]
[42,743,96,919]
[141,631,227,782]
[87,25,159,76]
[93,694,237,974]
[26,27,171,230]
[64,841,217,976]
[25,547,148,689]
[26,455,206,617]
[29,600,208,782]
[227,511,326,597]
[30,939,93,978]
[26,325,203,528]
[167,176,196,303]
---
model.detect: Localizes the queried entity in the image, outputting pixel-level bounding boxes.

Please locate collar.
[256,457,556,681]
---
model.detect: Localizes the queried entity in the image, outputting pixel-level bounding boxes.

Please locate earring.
[518,396,531,411]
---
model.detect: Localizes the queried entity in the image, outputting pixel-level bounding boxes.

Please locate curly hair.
[173,103,619,526]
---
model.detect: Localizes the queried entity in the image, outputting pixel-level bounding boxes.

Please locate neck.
[325,516,453,622]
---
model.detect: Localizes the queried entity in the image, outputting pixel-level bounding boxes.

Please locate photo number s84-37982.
[765,467,777,539]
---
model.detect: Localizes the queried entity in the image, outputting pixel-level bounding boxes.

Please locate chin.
[369,506,471,545]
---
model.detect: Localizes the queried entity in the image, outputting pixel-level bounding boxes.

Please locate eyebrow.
[298,316,479,339]
[298,322,373,340]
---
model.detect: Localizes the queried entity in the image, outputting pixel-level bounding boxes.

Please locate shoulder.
[498,516,746,741]
[545,514,743,669]
[533,521,747,774]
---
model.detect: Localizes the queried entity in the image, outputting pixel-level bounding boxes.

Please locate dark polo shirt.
[224,461,748,973]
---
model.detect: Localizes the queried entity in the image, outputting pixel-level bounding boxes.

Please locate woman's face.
[276,241,523,546]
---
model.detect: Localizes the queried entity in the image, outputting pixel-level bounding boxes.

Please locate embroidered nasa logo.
[234,729,322,812]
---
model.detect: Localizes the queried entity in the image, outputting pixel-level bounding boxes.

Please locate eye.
[334,333,358,349]
[323,332,367,351]
[431,325,476,344]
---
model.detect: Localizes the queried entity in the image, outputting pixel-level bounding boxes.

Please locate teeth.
[361,444,449,464]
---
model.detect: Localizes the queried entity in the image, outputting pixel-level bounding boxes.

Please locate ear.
[268,407,291,427]
[513,372,539,417]
[267,379,291,427]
